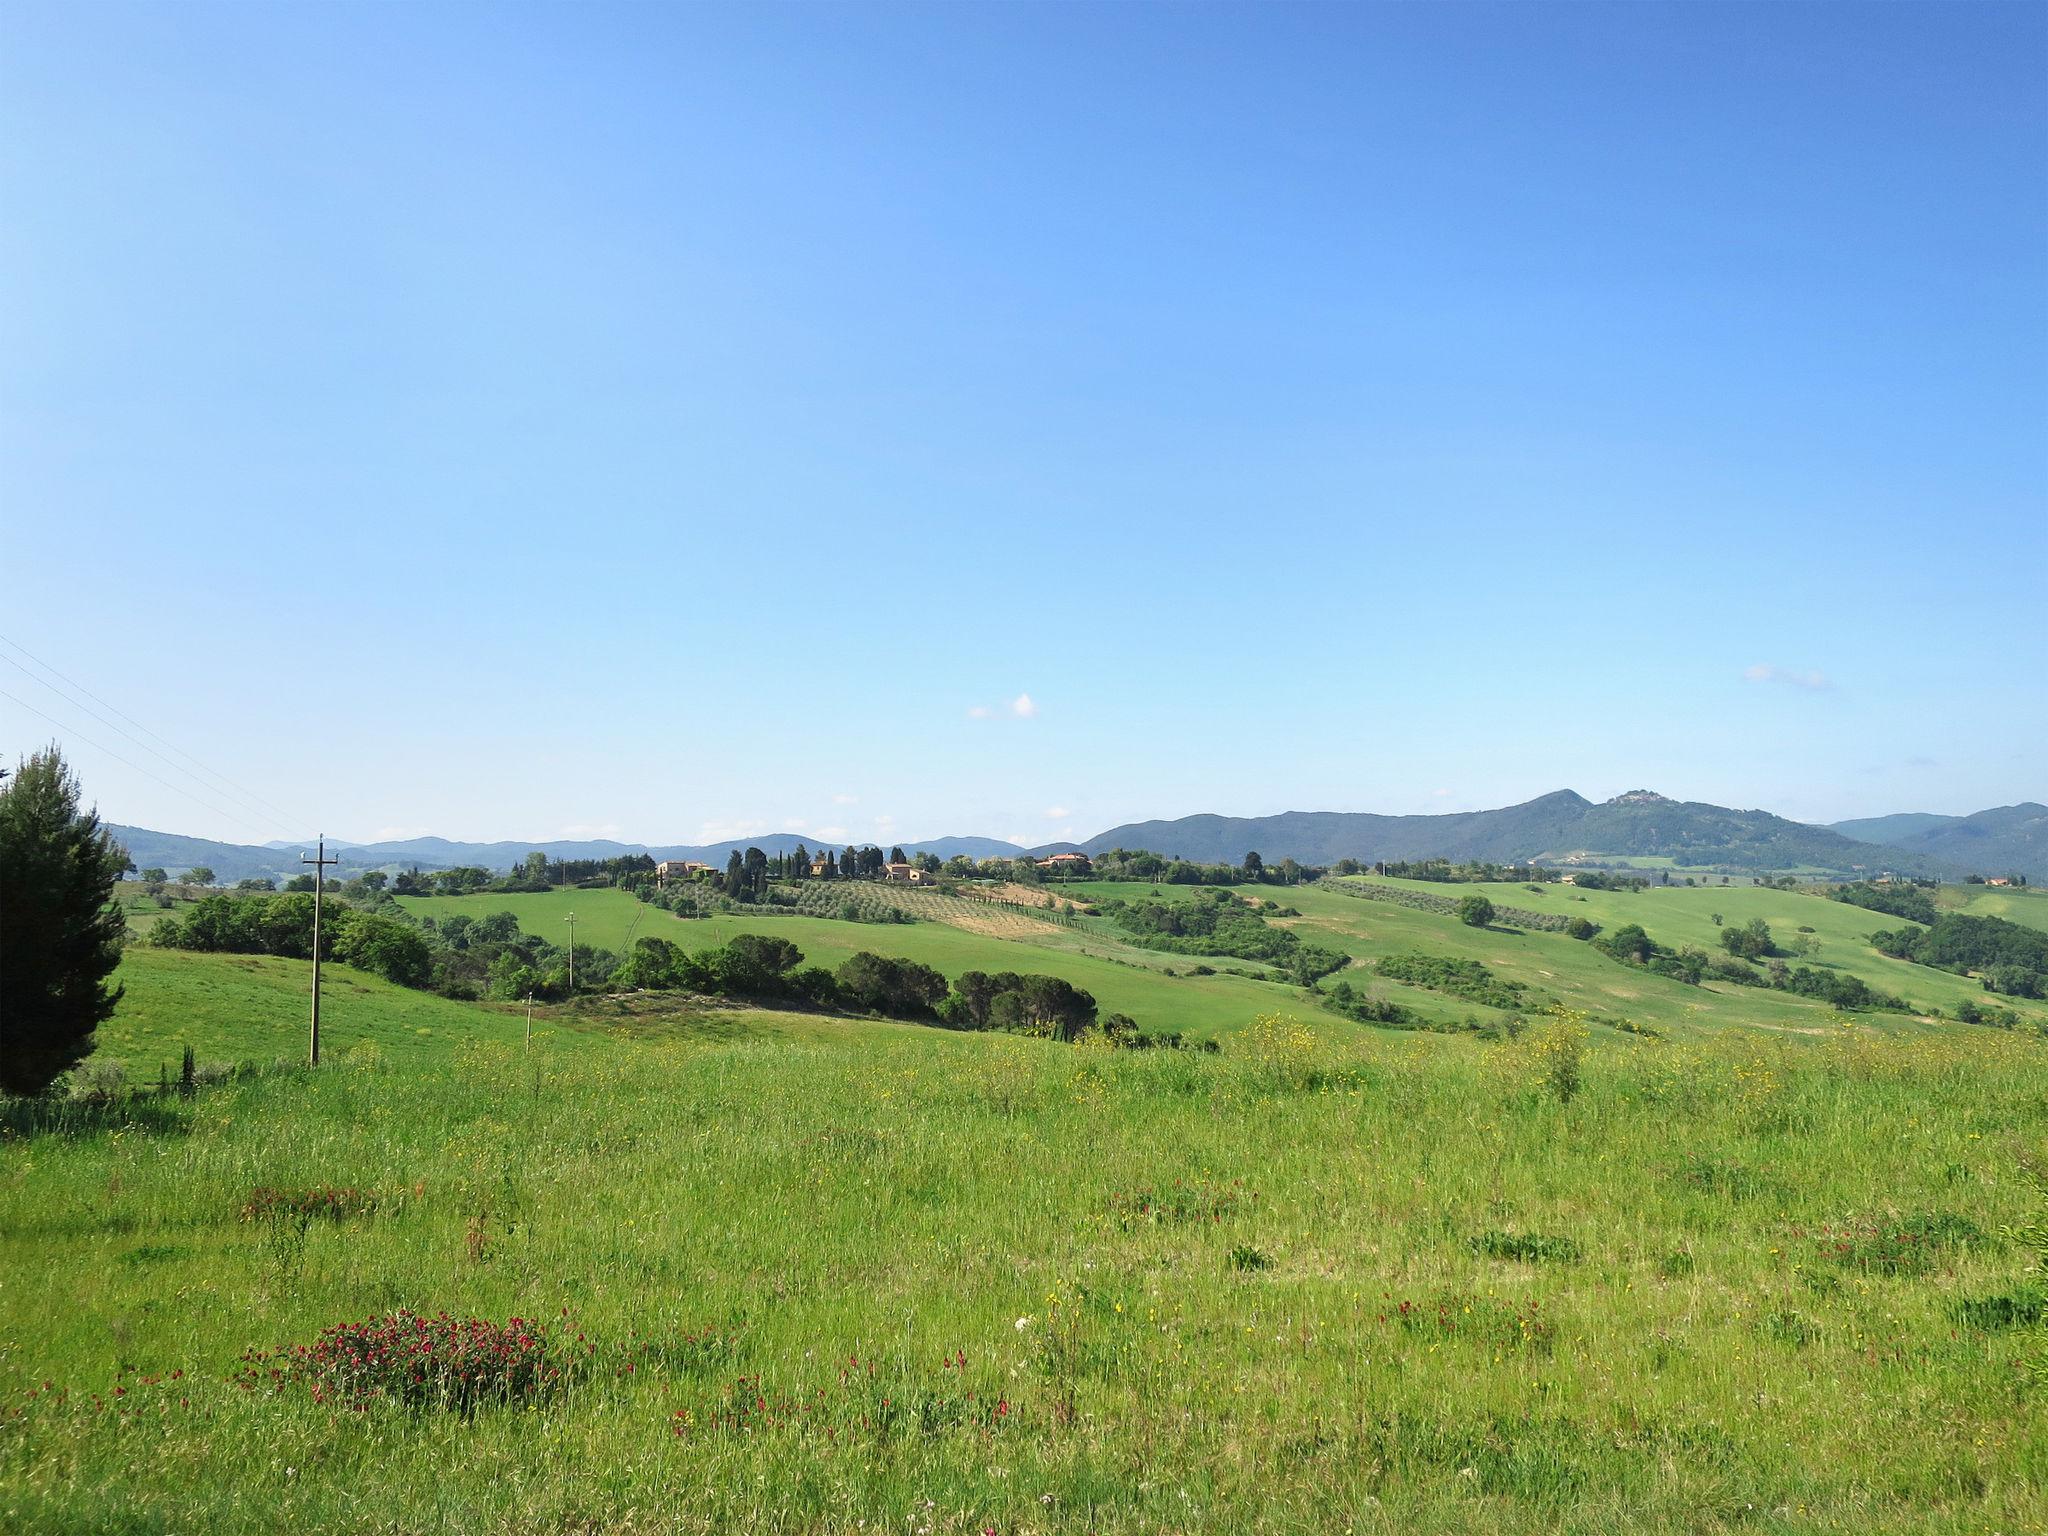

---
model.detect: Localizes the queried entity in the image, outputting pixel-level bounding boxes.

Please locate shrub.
[1374,952,1532,1010]
[1227,1243,1273,1272]
[1719,918,1776,960]
[1834,881,1939,925]
[1599,923,1656,964]
[835,952,949,1019]
[235,1310,569,1412]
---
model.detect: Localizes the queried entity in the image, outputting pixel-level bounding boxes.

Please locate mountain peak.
[1606,789,1672,806]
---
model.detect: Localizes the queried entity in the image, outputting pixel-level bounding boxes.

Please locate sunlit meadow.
[3,1008,2045,1534]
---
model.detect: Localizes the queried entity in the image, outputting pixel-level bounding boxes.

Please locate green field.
[85,946,546,1076]
[389,879,2048,1042]
[397,888,1302,1042]
[1947,883,2048,932]
[1057,876,2048,1037]
[4,958,2046,1533]
[9,877,2048,1530]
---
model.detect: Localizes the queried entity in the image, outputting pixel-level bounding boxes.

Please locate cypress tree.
[0,747,128,1095]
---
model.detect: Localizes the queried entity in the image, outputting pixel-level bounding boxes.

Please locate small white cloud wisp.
[1743,663,1832,691]
[966,691,1039,721]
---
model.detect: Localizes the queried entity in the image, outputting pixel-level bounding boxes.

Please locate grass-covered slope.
[89,946,538,1073]
[392,877,2048,1041]
[398,887,1301,1041]
[2,1018,2044,1532]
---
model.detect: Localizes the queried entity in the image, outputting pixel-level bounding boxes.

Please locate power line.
[0,686,285,845]
[0,633,310,832]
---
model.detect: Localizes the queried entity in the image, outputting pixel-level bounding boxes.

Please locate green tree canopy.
[0,747,128,1095]
[1457,894,1495,928]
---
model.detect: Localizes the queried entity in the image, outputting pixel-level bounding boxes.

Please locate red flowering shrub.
[236,1310,566,1412]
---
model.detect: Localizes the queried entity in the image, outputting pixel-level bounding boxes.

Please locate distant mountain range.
[1824,802,2045,881]
[1068,790,1977,877]
[105,826,1031,885]
[105,789,2043,887]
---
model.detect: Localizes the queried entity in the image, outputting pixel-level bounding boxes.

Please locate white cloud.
[1044,806,1070,820]
[1431,788,1451,799]
[557,822,623,840]
[815,825,848,842]
[782,818,808,831]
[967,692,1039,721]
[371,825,432,841]
[1744,663,1832,691]
[831,793,858,805]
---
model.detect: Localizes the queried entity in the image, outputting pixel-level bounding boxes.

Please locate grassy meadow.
[4,992,2047,1533]
[6,879,2048,1532]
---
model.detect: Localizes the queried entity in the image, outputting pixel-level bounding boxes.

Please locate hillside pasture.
[1319,876,2048,1033]
[397,888,1305,1042]
[82,946,545,1075]
[2,996,2043,1533]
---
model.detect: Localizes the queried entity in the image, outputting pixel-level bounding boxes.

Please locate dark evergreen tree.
[840,846,857,879]
[723,849,744,894]
[889,845,907,865]
[0,747,128,1095]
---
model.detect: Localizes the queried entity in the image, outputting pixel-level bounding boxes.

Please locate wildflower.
[1015,1315,1033,1331]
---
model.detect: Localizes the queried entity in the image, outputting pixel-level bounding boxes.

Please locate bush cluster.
[150,895,433,988]
[235,1310,570,1412]
[1095,890,1346,983]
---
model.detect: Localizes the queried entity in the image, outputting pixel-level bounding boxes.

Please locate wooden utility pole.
[301,834,339,1065]
[564,911,577,995]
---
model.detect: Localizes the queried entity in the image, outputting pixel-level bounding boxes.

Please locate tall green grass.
[3,1010,2043,1533]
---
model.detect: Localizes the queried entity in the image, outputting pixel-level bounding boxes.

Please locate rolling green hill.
[398,874,2048,1042]
[7,960,2044,1534]
[88,947,543,1073]
[397,887,1307,1041]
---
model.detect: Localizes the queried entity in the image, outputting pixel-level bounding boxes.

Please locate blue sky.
[2,1,2042,849]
